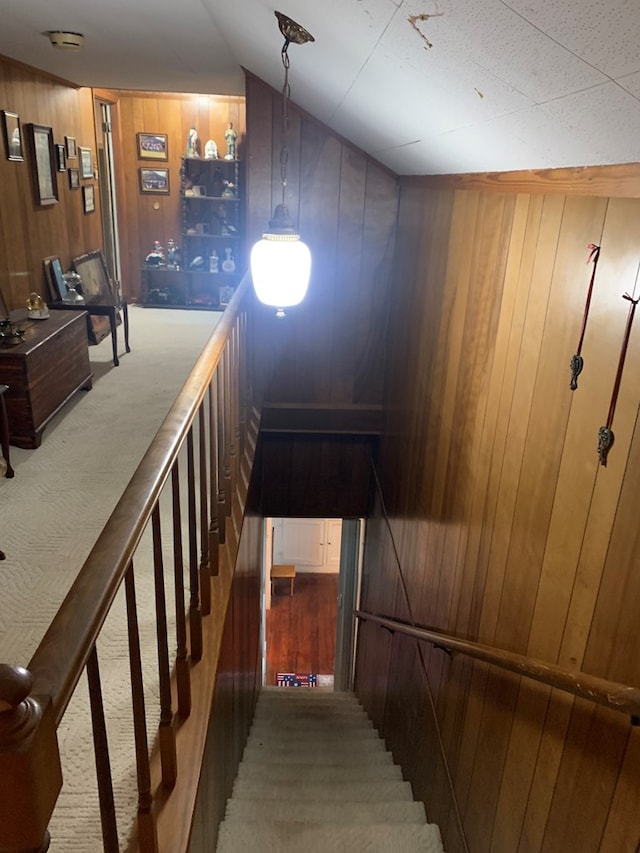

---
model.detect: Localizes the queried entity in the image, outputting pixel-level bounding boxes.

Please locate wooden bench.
[271,563,296,596]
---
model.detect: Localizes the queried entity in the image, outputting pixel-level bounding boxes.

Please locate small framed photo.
[25,123,58,205]
[137,132,168,161]
[68,167,80,189]
[2,110,24,161]
[82,183,96,214]
[43,256,66,302]
[65,136,77,159]
[55,143,66,172]
[139,167,170,194]
[78,146,93,179]
[219,285,235,306]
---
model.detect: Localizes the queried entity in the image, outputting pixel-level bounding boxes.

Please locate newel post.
[0,664,62,853]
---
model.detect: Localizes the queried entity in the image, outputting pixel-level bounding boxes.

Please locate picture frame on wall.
[25,123,58,205]
[2,110,24,161]
[43,255,67,302]
[68,168,80,189]
[137,132,168,161]
[139,167,170,194]
[55,143,66,172]
[78,146,93,179]
[65,135,77,159]
[82,184,95,214]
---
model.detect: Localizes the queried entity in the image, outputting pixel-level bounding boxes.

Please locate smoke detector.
[47,31,85,50]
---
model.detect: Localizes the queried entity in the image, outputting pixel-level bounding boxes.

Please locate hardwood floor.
[265,572,338,686]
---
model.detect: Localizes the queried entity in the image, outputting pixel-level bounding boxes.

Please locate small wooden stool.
[271,563,296,596]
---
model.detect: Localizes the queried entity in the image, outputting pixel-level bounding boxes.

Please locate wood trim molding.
[402,162,640,197]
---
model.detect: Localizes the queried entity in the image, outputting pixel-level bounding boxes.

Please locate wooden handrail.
[28,275,251,721]
[355,610,640,723]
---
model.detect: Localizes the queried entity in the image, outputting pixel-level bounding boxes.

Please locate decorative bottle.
[222,248,236,273]
[209,251,219,273]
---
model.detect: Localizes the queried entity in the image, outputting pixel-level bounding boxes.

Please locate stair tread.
[225,799,426,824]
[236,761,403,782]
[216,821,444,853]
[232,779,414,801]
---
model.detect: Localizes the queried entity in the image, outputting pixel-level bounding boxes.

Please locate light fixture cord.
[280,39,291,208]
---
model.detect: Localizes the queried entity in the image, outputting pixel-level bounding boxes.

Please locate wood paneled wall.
[0,56,102,310]
[188,512,261,853]
[245,73,398,409]
[356,173,640,852]
[108,90,245,302]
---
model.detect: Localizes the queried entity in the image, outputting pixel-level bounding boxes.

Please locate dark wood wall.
[107,90,245,303]
[356,167,640,853]
[245,72,398,410]
[188,512,262,853]
[0,56,102,310]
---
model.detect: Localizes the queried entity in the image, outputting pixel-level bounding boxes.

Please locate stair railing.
[355,611,640,724]
[357,460,640,853]
[0,273,255,853]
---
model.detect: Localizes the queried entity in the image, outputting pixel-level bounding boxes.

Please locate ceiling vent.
[47,31,85,50]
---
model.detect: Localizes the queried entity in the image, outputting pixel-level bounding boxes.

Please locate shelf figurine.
[209,251,219,273]
[186,125,200,158]
[204,139,219,160]
[224,122,237,160]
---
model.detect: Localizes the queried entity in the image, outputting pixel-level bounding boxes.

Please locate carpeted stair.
[216,687,444,853]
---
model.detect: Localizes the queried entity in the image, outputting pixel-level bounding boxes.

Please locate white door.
[273,518,342,573]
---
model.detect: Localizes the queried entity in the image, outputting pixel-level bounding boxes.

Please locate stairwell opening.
[261,517,364,692]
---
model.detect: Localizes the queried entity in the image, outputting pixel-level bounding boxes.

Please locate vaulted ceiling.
[2,0,639,176]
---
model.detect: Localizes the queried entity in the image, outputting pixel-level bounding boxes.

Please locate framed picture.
[72,250,112,298]
[72,250,114,344]
[2,110,23,161]
[65,135,77,159]
[25,123,58,205]
[139,167,170,194]
[55,143,66,172]
[78,146,93,179]
[68,168,80,189]
[219,285,235,306]
[137,132,168,161]
[82,184,95,214]
[43,256,67,302]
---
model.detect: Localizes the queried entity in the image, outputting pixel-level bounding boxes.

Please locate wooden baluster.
[238,312,247,458]
[151,506,177,789]
[223,346,232,515]
[186,428,202,661]
[124,564,158,853]
[198,405,211,614]
[231,324,240,489]
[171,462,191,719]
[0,665,62,853]
[208,381,220,577]
[216,359,227,545]
[86,646,119,852]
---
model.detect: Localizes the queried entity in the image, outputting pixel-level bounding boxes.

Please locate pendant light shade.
[250,204,311,316]
[251,13,314,316]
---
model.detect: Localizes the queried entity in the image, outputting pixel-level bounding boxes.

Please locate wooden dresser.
[0,310,92,448]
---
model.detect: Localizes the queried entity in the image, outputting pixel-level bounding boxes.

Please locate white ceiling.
[2,0,640,176]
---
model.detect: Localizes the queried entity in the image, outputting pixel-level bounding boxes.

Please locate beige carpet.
[0,305,221,851]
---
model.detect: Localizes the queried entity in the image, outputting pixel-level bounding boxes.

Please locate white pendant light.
[250,12,314,317]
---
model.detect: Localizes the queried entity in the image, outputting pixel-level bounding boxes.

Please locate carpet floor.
[0,305,221,851]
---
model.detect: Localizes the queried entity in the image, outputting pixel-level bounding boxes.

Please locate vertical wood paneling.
[357,174,640,853]
[245,73,398,409]
[0,57,102,310]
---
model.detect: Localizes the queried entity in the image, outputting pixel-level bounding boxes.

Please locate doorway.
[93,96,122,292]
[262,518,363,691]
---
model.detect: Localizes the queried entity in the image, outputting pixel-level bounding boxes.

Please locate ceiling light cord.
[280,40,291,209]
